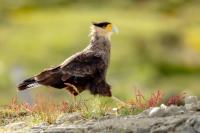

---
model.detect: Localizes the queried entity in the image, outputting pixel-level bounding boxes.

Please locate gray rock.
[56,112,83,124]
[185,96,198,104]
[165,105,186,115]
[44,127,68,133]
[185,116,200,132]
[148,104,186,117]
[184,96,200,111]
[185,102,200,111]
[4,122,27,130]
[3,112,200,133]
[44,125,87,133]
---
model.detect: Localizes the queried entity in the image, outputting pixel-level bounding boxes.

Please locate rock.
[44,125,87,133]
[4,122,27,130]
[56,112,83,124]
[3,112,200,133]
[44,126,68,133]
[31,122,49,131]
[185,116,200,132]
[185,103,200,111]
[165,105,186,115]
[148,104,187,117]
[185,96,198,104]
[185,96,200,111]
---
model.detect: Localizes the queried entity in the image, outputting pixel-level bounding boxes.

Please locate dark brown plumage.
[17,21,116,98]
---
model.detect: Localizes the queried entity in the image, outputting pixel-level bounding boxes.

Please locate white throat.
[90,26,112,40]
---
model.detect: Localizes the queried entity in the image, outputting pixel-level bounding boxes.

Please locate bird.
[17,21,118,106]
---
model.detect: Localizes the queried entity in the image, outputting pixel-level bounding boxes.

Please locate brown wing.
[35,66,61,81]
[60,52,105,81]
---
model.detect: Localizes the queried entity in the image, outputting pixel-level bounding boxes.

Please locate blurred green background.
[0,0,200,104]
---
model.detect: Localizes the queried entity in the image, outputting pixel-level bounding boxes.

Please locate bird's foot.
[72,95,77,108]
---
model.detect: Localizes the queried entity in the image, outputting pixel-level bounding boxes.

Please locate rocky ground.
[1,96,200,133]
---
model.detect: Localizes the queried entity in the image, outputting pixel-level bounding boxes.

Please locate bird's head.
[90,21,118,39]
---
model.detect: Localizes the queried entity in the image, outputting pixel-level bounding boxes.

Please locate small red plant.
[166,92,186,106]
[129,88,186,111]
[148,90,164,107]
[8,97,21,112]
[129,89,164,110]
[60,101,69,112]
[7,94,71,115]
[134,88,146,109]
[21,102,36,112]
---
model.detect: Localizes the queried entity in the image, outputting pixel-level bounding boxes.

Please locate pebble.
[149,107,163,117]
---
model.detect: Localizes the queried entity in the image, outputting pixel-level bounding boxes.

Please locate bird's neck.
[88,33,111,68]
[91,33,111,40]
[90,34,111,49]
[86,26,111,52]
[90,26,112,40]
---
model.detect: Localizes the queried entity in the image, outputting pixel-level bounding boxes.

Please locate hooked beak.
[112,25,118,33]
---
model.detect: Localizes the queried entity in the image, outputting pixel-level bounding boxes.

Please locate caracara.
[17,21,118,105]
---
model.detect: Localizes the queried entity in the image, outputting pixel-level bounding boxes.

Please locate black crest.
[92,21,111,28]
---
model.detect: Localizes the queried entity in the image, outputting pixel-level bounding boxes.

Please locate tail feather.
[17,77,40,91]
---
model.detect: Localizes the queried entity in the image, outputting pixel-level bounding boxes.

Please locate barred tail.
[17,77,40,91]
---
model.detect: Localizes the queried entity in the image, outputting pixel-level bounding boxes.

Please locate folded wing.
[60,51,105,81]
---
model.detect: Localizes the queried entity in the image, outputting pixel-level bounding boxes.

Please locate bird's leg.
[64,83,79,107]
[72,94,77,107]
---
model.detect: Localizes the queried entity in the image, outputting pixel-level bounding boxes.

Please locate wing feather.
[61,51,104,81]
[35,66,61,82]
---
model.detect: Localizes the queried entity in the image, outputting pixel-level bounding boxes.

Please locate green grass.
[0,96,125,126]
[0,89,185,126]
